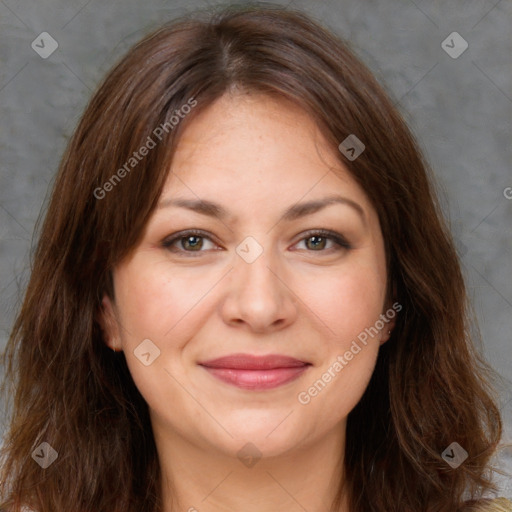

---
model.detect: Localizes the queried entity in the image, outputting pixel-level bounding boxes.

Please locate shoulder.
[462,498,512,511]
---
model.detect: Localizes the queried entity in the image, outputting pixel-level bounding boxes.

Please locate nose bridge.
[221,234,297,331]
[235,237,281,301]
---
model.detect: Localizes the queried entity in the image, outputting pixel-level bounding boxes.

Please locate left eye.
[295,234,341,251]
[162,229,350,255]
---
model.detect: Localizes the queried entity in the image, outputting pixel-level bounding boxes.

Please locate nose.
[220,244,298,334]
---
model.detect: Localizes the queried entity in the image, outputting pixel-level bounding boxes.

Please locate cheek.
[112,260,199,407]
[294,254,386,418]
[296,269,384,420]
[299,260,386,344]
[114,256,216,342]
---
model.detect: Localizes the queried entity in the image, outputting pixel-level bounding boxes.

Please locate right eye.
[162,230,221,256]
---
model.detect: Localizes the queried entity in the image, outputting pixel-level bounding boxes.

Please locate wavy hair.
[0,3,506,511]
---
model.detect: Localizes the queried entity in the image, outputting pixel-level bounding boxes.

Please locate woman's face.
[100,92,394,460]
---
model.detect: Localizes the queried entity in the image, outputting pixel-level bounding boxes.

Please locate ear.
[379,299,398,345]
[96,294,121,352]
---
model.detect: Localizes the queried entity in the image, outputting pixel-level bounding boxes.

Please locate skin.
[99,92,395,512]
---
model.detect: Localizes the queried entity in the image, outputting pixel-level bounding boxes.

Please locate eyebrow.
[157,194,366,224]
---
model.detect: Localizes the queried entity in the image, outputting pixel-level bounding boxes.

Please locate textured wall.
[1,0,511,497]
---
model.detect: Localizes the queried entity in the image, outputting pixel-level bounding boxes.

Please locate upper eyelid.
[162,229,220,247]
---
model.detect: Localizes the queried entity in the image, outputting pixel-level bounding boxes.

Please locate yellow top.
[465,498,512,511]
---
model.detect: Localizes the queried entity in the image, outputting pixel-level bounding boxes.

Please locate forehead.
[163,92,373,216]
[171,92,334,174]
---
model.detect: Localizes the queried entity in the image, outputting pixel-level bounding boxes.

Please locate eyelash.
[161,229,351,257]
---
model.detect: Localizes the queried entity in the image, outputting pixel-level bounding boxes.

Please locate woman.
[0,3,510,511]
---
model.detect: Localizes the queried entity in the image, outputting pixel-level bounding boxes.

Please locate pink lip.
[198,354,311,390]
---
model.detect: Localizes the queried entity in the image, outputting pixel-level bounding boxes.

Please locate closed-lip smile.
[198,353,311,390]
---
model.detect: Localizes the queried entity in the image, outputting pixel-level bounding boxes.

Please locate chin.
[211,411,308,455]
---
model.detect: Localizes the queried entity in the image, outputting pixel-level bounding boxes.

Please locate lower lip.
[200,365,310,390]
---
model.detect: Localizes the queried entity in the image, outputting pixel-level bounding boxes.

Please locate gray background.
[0,0,511,497]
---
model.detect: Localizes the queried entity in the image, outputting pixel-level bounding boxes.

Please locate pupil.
[184,236,202,250]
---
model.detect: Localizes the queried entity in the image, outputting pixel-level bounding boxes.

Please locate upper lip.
[198,353,310,370]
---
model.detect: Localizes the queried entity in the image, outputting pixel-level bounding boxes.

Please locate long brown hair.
[0,3,505,511]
